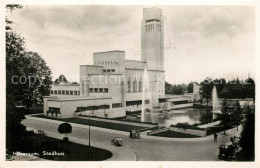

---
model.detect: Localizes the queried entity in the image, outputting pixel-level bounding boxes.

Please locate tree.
[172,85,184,95]
[216,99,232,135]
[231,101,243,131]
[244,78,255,99]
[25,52,52,104]
[200,77,214,123]
[238,104,255,161]
[6,4,28,155]
[187,82,193,93]
[6,5,52,155]
[54,75,68,84]
[58,122,72,140]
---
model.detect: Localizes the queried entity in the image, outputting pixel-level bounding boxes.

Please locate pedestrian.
[214,133,218,142]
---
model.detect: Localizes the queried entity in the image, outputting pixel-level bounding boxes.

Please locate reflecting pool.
[127,107,213,127]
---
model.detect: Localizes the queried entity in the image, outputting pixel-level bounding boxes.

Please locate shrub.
[171,123,205,131]
[58,122,72,139]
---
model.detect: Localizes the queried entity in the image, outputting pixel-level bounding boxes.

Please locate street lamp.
[88,105,96,147]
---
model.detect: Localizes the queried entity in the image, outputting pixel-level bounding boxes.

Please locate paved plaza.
[21,116,241,161]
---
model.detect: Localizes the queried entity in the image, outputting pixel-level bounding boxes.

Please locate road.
[22,117,240,161]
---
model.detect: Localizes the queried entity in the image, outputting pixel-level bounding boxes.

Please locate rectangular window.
[104,88,108,93]
[111,69,115,72]
[99,88,103,92]
[48,107,60,117]
[145,100,150,104]
[107,69,111,72]
[112,103,122,108]
[74,91,77,95]
[94,88,98,92]
[58,90,61,94]
[62,90,65,95]
[51,90,54,94]
[54,90,57,94]
[126,100,142,106]
[89,88,93,92]
[103,69,106,72]
[70,91,73,95]
[66,91,69,95]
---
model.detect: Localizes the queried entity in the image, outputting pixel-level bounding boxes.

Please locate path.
[21,116,242,161]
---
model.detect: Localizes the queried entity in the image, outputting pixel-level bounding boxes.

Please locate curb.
[25,114,241,142]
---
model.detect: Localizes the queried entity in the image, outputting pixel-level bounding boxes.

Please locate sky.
[7,5,255,84]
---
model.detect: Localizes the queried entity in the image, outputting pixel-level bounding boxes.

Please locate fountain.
[141,68,153,122]
[212,86,221,119]
[212,86,220,110]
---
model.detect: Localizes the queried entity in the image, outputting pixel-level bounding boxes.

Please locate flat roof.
[52,84,80,86]
[88,73,123,76]
[47,96,112,102]
[125,59,146,63]
[80,65,103,67]
[125,68,165,72]
[93,50,125,54]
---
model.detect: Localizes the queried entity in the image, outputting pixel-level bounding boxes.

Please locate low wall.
[24,115,129,136]
[147,128,170,135]
[170,127,206,137]
[171,103,193,109]
[78,116,157,128]
[74,107,126,119]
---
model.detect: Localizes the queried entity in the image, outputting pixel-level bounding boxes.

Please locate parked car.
[111,137,123,147]
[218,143,236,160]
[129,130,141,139]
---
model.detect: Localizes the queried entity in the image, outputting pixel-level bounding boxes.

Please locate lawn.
[16,133,112,161]
[34,115,149,132]
[151,130,199,138]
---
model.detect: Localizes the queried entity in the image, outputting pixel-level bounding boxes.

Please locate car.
[129,130,141,139]
[218,143,236,160]
[111,137,123,147]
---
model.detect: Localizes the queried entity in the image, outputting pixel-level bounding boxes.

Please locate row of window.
[103,69,115,73]
[89,88,108,93]
[126,100,149,106]
[75,103,122,112]
[51,90,80,95]
[94,60,118,65]
[145,24,161,32]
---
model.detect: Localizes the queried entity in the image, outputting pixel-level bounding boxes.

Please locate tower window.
[128,79,131,92]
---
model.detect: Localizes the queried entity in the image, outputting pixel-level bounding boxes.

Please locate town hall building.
[44,7,179,118]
